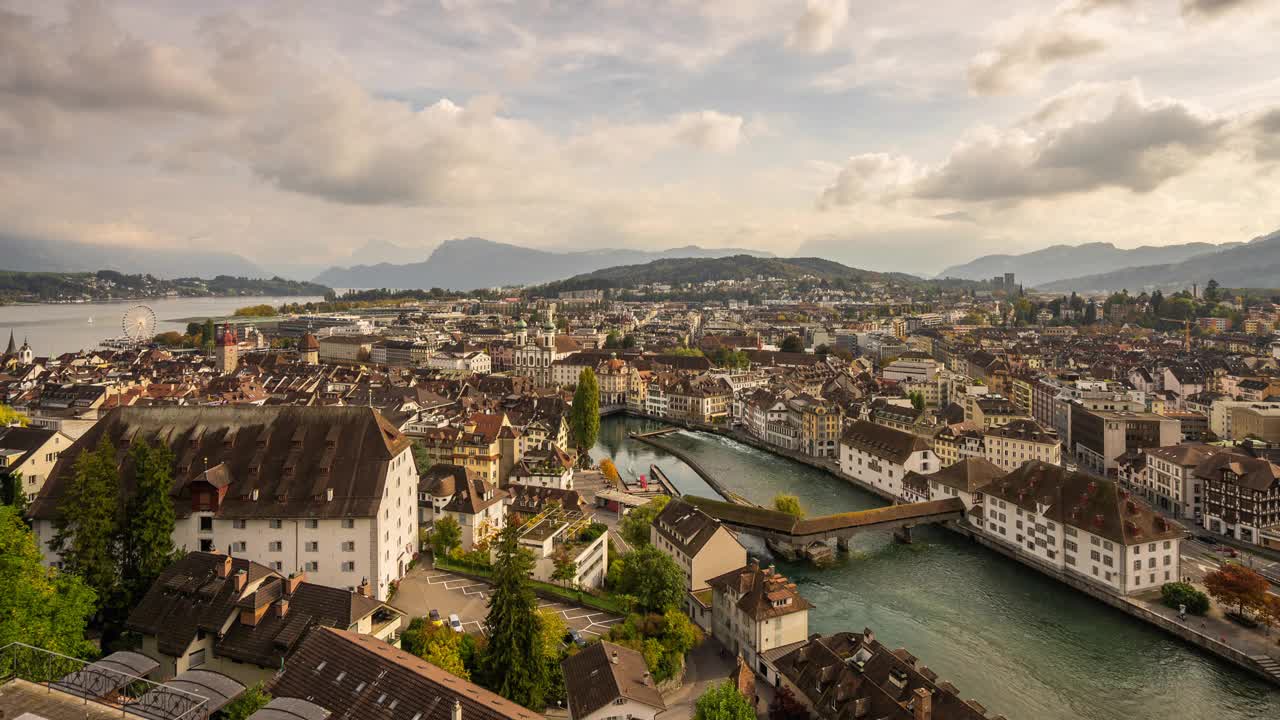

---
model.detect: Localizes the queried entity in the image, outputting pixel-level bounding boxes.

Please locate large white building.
[839,419,939,499]
[30,406,419,601]
[950,461,1184,597]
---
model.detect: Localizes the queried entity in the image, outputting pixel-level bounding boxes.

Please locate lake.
[0,296,322,356]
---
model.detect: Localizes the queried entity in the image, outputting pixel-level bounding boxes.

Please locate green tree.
[431,515,463,558]
[201,319,216,352]
[482,525,549,709]
[0,404,30,427]
[604,331,622,349]
[52,438,121,617]
[0,506,96,656]
[1203,278,1220,303]
[402,617,470,679]
[122,441,176,604]
[773,494,805,519]
[551,547,578,587]
[1160,582,1209,615]
[779,335,804,353]
[614,545,685,613]
[221,683,270,720]
[621,334,636,349]
[571,368,601,450]
[909,391,924,411]
[619,496,670,547]
[695,681,755,720]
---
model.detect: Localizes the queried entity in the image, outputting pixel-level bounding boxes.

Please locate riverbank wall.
[610,411,1280,687]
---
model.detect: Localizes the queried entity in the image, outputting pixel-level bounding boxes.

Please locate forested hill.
[535,255,920,294]
[0,270,330,303]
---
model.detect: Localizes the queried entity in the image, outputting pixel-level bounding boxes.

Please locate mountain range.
[1036,230,1280,293]
[0,233,266,278]
[936,241,1240,287]
[313,238,774,290]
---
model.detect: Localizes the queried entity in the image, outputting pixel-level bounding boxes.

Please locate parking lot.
[394,565,623,638]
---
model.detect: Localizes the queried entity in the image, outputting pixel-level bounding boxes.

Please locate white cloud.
[1180,0,1269,20]
[822,84,1238,206]
[967,0,1135,95]
[786,0,850,54]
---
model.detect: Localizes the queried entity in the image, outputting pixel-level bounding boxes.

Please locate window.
[342,519,355,529]
[231,541,246,553]
[270,561,283,571]
[305,519,319,529]
[233,519,247,529]
[199,517,213,532]
[342,541,356,552]
[269,519,283,529]
[342,561,356,572]
[305,561,319,572]
[306,541,319,552]
[269,541,283,552]
[1090,550,1101,562]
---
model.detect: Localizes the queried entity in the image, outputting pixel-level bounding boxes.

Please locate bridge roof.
[683,496,965,536]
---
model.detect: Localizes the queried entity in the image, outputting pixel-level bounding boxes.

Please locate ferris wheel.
[121,305,157,344]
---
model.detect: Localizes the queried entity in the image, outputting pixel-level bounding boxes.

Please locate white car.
[448,613,463,633]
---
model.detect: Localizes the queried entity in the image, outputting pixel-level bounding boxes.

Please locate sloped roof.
[563,641,665,719]
[841,420,931,464]
[653,497,727,558]
[31,406,411,522]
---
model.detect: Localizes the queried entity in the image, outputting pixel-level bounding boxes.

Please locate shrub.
[1160,582,1209,616]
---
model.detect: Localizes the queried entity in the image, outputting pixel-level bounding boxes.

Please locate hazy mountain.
[0,233,266,279]
[936,241,1239,287]
[345,239,431,266]
[538,255,919,293]
[313,237,774,290]
[1037,231,1280,293]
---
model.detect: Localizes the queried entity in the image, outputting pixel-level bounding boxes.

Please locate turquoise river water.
[590,416,1280,720]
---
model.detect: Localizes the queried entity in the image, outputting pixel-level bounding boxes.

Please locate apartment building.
[420,463,508,551]
[30,406,419,600]
[651,498,747,628]
[0,425,71,500]
[839,420,939,500]
[982,418,1060,472]
[1197,450,1280,545]
[1119,444,1222,522]
[708,561,812,676]
[976,462,1183,597]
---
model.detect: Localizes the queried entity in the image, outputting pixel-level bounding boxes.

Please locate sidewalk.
[1131,586,1280,682]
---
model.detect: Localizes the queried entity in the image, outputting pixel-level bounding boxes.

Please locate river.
[0,296,322,356]
[590,416,1280,720]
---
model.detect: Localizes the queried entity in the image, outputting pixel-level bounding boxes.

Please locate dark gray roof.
[127,669,245,719]
[841,420,931,464]
[248,697,331,720]
[563,641,665,719]
[31,406,412,521]
[653,498,724,557]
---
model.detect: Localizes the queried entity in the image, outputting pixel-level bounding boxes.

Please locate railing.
[0,643,210,720]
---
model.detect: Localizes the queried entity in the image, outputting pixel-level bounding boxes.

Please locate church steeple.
[4,330,15,356]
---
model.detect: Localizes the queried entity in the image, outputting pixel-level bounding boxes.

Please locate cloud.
[0,3,243,116]
[817,153,919,208]
[785,0,849,54]
[967,0,1134,95]
[1180,0,1268,19]
[567,110,746,162]
[822,84,1230,206]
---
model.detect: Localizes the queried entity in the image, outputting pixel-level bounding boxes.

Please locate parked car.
[448,613,464,633]
[429,609,443,626]
[564,628,587,647]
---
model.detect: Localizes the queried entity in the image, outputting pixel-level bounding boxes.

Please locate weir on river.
[590,415,1280,720]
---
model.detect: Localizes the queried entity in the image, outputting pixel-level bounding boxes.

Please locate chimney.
[611,650,619,665]
[451,700,462,720]
[286,571,305,595]
[853,698,869,718]
[862,628,875,644]
[217,554,233,578]
[325,488,334,502]
[234,569,247,592]
[643,671,653,687]
[357,577,372,598]
[275,598,290,619]
[913,688,932,720]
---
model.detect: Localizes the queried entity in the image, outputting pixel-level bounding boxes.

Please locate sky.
[2,0,1280,277]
